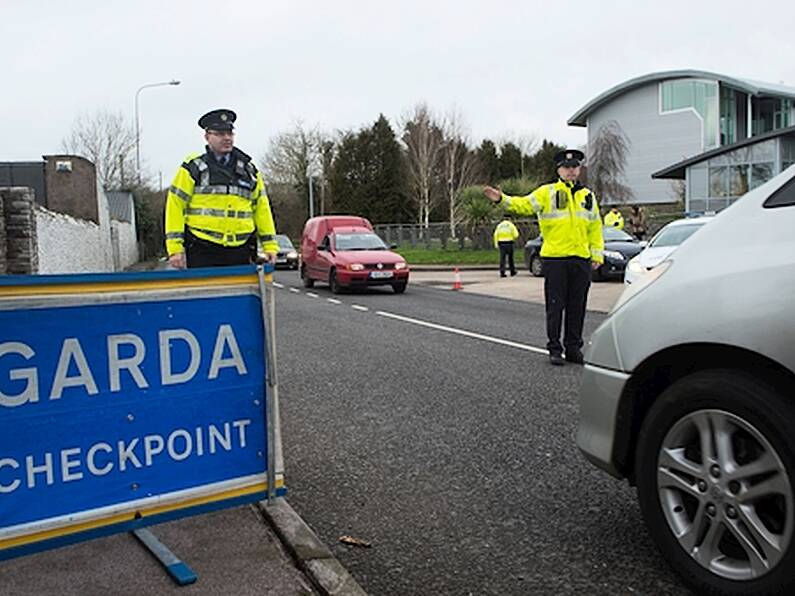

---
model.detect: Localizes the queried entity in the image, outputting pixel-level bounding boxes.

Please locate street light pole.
[135,79,180,183]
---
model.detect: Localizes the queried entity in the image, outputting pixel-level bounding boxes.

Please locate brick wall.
[0,187,39,274]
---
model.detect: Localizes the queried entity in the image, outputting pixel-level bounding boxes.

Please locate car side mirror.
[639,240,648,249]
[389,243,398,250]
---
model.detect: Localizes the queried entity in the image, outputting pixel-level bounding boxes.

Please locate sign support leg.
[132,528,197,586]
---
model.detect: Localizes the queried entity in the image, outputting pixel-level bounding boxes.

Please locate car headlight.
[611,260,672,314]
[348,263,365,271]
[627,258,644,274]
[603,250,625,261]
[287,251,298,259]
[395,262,407,270]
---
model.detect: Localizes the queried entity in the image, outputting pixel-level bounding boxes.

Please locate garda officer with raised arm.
[484,149,604,366]
[165,109,278,269]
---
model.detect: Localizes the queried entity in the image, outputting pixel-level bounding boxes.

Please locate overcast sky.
[3,0,794,184]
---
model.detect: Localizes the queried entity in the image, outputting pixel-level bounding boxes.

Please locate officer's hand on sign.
[591,260,601,271]
[169,252,187,269]
[484,185,502,203]
[260,252,277,265]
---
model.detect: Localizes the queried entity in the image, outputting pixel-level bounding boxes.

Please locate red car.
[300,216,409,293]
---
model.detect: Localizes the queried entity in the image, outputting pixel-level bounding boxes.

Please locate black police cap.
[554,148,585,167]
[198,109,237,131]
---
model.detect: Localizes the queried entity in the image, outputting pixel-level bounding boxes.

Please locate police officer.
[493,215,519,277]
[484,149,604,365]
[604,207,624,230]
[165,109,278,268]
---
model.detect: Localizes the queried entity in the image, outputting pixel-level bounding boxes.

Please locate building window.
[750,163,774,189]
[752,98,792,135]
[709,166,729,197]
[661,80,719,150]
[720,89,738,145]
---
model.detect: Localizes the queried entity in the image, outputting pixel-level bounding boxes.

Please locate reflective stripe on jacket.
[500,180,604,263]
[604,210,624,230]
[164,148,278,256]
[493,220,519,247]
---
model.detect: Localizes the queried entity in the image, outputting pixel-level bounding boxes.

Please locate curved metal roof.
[568,70,795,127]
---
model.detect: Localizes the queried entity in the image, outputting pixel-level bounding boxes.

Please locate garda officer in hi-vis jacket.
[165,109,278,269]
[484,149,604,366]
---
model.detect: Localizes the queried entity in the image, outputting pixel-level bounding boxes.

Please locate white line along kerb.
[351,305,369,312]
[375,311,548,355]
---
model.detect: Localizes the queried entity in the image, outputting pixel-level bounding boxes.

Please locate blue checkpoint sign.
[0,265,285,560]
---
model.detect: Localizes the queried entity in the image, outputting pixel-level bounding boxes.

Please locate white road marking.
[351,305,369,312]
[306,292,319,298]
[289,288,301,294]
[375,311,548,355]
[327,298,342,304]
[273,282,285,289]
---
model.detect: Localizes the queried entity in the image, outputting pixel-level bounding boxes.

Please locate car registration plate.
[370,270,393,279]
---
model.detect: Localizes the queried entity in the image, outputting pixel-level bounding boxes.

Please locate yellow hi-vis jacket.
[165,147,279,257]
[604,209,624,230]
[500,179,604,263]
[493,219,519,247]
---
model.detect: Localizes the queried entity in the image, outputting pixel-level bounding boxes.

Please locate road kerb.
[259,498,367,596]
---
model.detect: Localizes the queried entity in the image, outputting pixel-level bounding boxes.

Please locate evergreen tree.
[525,139,566,182]
[498,142,523,180]
[476,139,500,184]
[329,115,412,223]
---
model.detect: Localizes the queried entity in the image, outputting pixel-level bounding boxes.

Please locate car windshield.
[602,227,634,242]
[276,235,294,250]
[649,223,706,248]
[334,233,387,251]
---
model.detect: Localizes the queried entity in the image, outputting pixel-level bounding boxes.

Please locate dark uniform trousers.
[542,256,591,356]
[185,230,256,268]
[498,241,516,276]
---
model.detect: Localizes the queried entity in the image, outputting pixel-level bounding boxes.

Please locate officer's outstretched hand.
[483,185,502,204]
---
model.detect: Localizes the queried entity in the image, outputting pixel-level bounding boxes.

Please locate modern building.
[568,70,795,206]
[652,125,795,213]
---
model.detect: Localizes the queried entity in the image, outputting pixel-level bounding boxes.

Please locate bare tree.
[441,108,480,236]
[61,110,140,189]
[261,122,333,202]
[400,103,444,227]
[586,120,634,204]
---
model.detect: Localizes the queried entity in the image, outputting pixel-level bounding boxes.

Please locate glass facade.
[752,98,793,135]
[661,80,719,149]
[686,138,789,213]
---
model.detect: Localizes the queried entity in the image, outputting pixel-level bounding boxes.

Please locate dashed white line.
[351,305,369,312]
[306,292,319,298]
[272,282,284,289]
[375,311,548,355]
[289,288,301,294]
[327,298,342,304]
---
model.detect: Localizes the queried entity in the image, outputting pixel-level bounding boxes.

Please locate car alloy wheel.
[529,255,543,277]
[658,409,792,580]
[636,370,795,595]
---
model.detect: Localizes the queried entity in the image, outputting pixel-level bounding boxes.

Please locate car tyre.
[635,370,795,596]
[329,269,342,294]
[392,282,407,294]
[529,254,543,277]
[301,265,314,288]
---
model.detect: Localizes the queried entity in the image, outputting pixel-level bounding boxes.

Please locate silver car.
[577,166,795,595]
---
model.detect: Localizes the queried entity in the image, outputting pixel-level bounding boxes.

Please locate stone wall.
[35,205,108,274]
[0,187,39,274]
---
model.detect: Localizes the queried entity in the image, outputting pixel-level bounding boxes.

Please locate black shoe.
[510,270,517,276]
[500,273,506,278]
[565,351,584,364]
[549,353,565,366]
